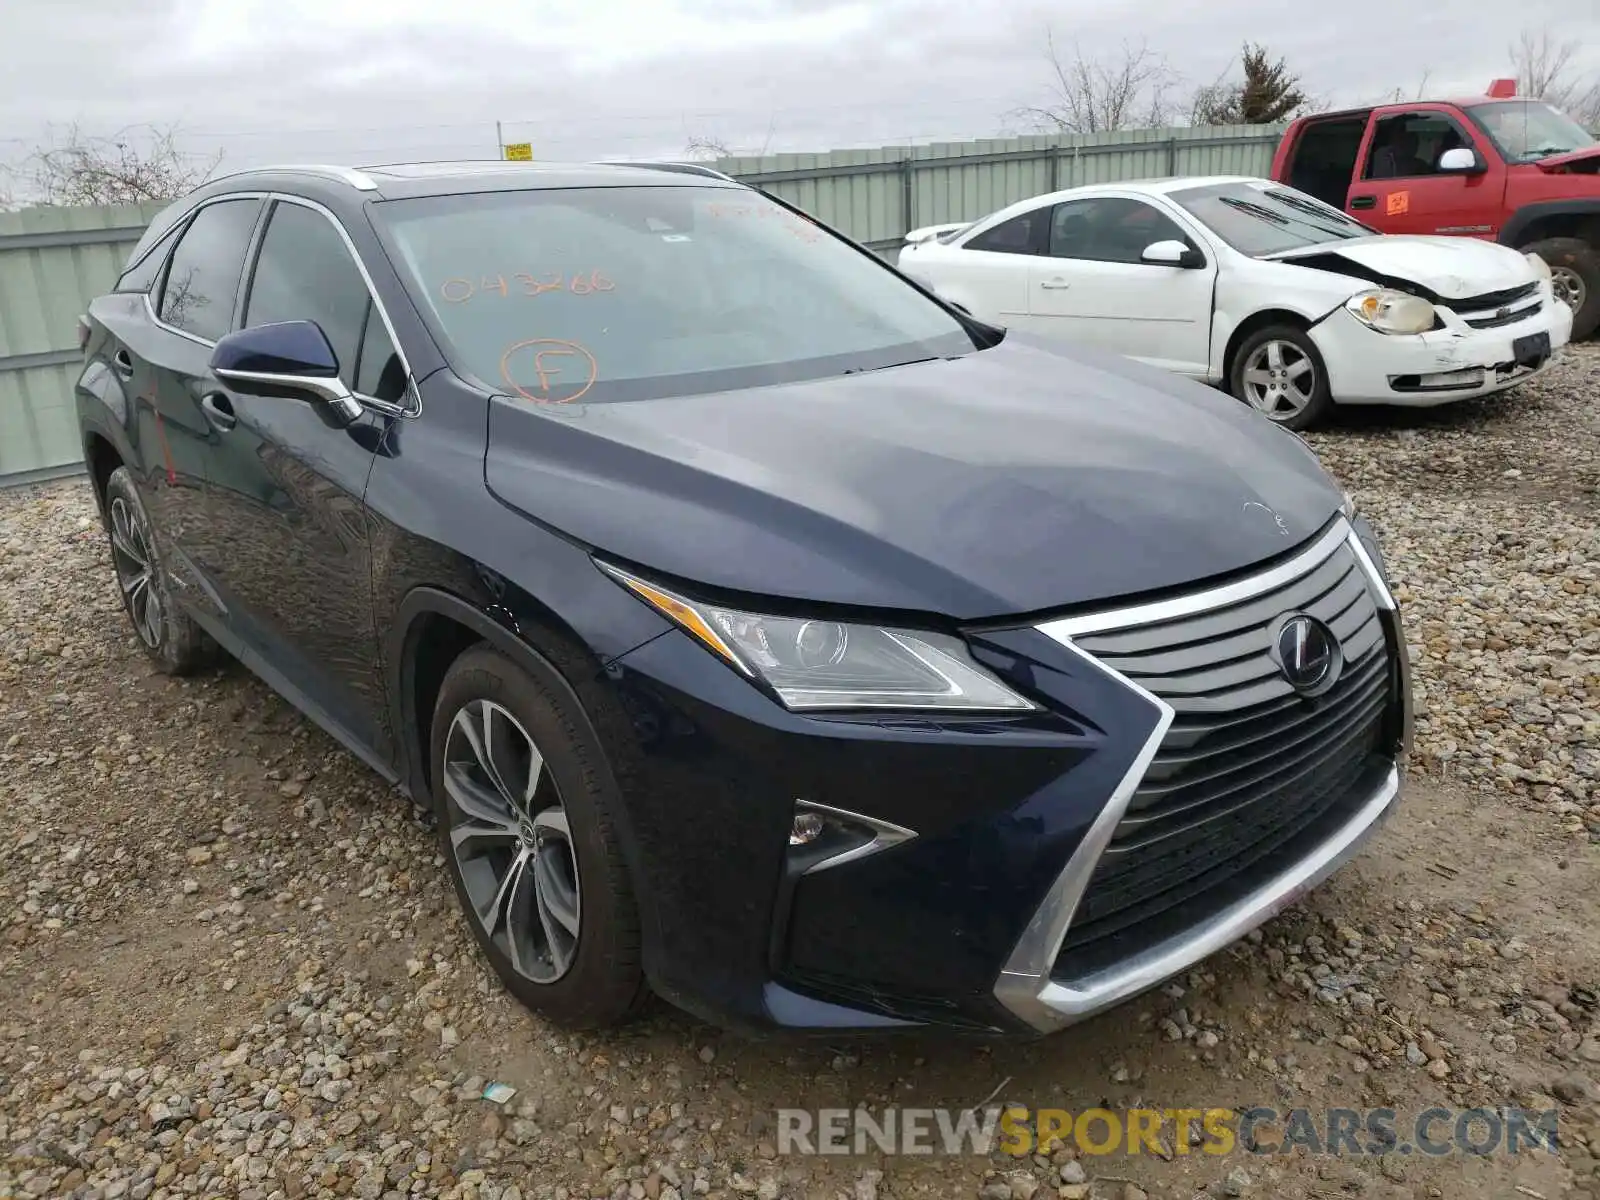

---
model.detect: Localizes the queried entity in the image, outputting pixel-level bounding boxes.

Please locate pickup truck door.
[1347,106,1507,239]
[1027,195,1215,377]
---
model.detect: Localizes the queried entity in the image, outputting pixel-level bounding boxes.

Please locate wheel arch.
[389,583,660,964]
[1497,201,1600,249]
[1221,308,1315,381]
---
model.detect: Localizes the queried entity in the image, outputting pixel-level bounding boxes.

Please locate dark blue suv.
[75,161,1411,1035]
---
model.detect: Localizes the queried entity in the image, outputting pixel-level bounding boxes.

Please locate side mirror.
[210,321,363,426]
[1141,239,1206,269]
[1437,147,1483,174]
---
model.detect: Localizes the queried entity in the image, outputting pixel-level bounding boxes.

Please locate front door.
[1347,107,1508,239]
[191,197,404,762]
[1027,196,1216,376]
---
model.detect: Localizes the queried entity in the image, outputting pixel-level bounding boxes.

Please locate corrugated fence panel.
[722,123,1284,258]
[2,127,1287,481]
[0,201,164,483]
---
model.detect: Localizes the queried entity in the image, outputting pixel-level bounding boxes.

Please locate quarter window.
[1048,197,1190,264]
[243,201,399,395]
[157,198,263,341]
[965,211,1044,255]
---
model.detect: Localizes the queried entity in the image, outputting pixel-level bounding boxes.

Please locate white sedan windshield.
[1170,182,1374,257]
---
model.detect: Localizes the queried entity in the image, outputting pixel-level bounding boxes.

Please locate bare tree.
[1510,27,1600,127]
[1013,32,1179,133]
[683,116,775,162]
[684,133,734,161]
[21,123,221,206]
[1189,43,1309,125]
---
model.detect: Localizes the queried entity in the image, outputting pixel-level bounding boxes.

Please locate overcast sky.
[2,0,1596,178]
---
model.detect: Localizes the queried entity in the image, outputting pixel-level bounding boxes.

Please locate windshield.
[374,185,977,404]
[1169,181,1375,256]
[1467,100,1596,163]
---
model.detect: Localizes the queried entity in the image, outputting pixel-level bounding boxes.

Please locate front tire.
[102,466,217,675]
[430,645,646,1029]
[1229,325,1334,431]
[1525,236,1599,341]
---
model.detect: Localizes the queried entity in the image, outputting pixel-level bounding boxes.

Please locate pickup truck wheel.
[1229,326,1333,431]
[1525,236,1599,341]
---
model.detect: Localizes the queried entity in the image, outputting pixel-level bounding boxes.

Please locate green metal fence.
[0,124,1284,485]
[0,201,165,485]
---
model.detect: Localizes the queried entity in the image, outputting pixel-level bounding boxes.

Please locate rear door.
[1347,107,1507,238]
[198,196,407,760]
[136,196,266,618]
[1026,195,1215,376]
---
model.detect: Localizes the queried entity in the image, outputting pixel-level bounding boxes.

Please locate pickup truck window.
[1467,101,1596,163]
[1363,113,1473,180]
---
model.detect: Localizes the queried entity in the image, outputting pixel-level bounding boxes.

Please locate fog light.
[790,811,825,845]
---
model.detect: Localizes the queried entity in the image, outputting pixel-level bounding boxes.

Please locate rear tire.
[1524,236,1599,341]
[102,467,218,675]
[1228,325,1334,431]
[430,645,647,1029]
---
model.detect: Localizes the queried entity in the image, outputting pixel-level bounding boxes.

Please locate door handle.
[1349,195,1376,210]
[199,392,237,432]
[111,349,135,379]
[1039,279,1071,289]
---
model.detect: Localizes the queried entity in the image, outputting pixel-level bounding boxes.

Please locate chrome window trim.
[995,518,1403,1033]
[793,800,917,874]
[144,190,420,419]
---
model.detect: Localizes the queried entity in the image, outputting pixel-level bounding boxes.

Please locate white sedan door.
[1027,196,1216,378]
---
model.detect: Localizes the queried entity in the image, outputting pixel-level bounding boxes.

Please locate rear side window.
[116,221,184,294]
[157,198,263,341]
[243,201,383,392]
[966,211,1044,255]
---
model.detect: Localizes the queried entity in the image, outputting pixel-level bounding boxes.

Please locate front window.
[1466,100,1596,163]
[373,185,979,404]
[1169,181,1374,256]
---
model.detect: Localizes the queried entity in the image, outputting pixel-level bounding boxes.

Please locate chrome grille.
[1053,539,1393,978]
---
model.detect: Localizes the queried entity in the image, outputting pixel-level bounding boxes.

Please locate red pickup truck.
[1270,80,1600,339]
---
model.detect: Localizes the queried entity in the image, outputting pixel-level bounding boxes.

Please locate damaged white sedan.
[897,176,1573,429]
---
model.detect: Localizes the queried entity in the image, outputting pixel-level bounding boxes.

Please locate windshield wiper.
[1217,196,1292,225]
[842,356,940,376]
[1261,190,1362,237]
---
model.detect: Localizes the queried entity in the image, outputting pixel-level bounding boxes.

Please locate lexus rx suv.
[75,161,1412,1035]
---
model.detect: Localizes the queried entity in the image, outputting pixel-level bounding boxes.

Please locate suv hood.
[1265,234,1535,299]
[483,338,1344,620]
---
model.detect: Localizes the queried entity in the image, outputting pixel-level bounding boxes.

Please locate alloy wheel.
[1241,339,1316,421]
[108,496,163,648]
[1550,265,1587,316]
[442,698,581,984]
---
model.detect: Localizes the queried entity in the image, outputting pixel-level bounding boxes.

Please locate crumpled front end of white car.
[1313,259,1574,407]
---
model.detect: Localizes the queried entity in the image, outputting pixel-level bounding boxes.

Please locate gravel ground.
[1,344,1598,1200]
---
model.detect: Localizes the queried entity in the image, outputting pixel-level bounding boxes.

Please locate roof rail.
[210,164,379,191]
[603,160,740,184]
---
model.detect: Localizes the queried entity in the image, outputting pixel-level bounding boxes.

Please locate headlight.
[1340,490,1357,520]
[1345,288,1434,335]
[603,566,1035,712]
[1525,252,1552,282]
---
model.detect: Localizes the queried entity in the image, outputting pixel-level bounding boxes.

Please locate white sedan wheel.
[1240,338,1318,420]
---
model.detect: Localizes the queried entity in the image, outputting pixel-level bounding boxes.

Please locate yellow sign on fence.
[503,143,532,162]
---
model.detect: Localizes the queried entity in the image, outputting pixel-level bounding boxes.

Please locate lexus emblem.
[1272,614,1341,696]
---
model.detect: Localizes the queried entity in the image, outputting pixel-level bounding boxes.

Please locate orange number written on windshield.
[440,271,615,304]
